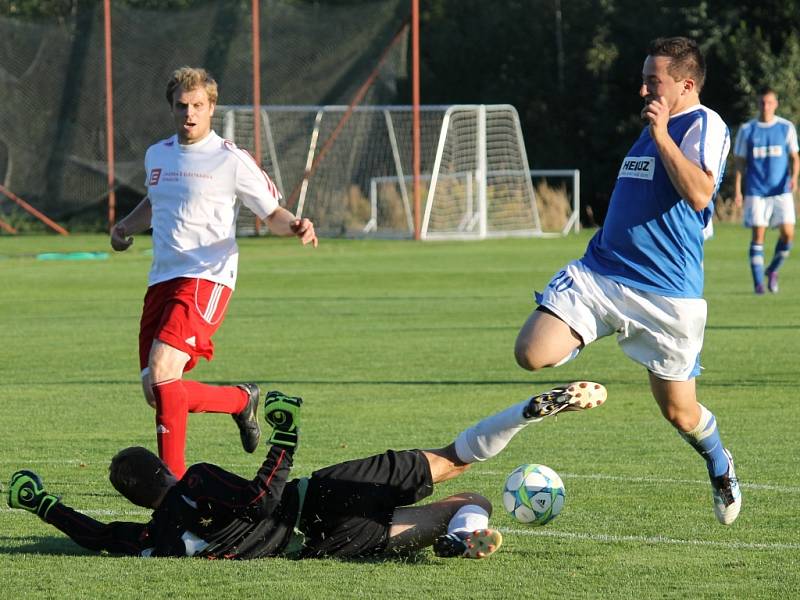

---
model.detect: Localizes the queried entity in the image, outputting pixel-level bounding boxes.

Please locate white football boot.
[523,381,607,420]
[710,448,742,525]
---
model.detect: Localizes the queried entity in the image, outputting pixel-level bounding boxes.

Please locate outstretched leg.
[451,382,606,465]
[383,382,606,559]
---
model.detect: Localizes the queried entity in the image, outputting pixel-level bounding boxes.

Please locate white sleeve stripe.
[227,143,282,201]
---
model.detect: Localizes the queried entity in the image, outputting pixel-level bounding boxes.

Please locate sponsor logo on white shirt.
[618,156,655,180]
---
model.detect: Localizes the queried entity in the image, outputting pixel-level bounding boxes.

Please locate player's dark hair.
[165,66,218,106]
[109,446,173,508]
[648,37,706,92]
[757,86,777,98]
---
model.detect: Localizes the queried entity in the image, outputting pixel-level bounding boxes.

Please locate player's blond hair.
[165,66,218,106]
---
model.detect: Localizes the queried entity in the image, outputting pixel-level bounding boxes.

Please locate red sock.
[152,379,188,479]
[182,380,248,414]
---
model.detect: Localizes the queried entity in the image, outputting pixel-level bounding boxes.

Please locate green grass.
[0,225,798,599]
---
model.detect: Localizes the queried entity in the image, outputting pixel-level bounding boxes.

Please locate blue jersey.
[581,105,730,298]
[734,117,799,197]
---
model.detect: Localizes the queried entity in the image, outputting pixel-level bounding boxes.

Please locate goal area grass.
[0,225,797,599]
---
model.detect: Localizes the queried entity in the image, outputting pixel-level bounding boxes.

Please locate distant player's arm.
[734,156,747,206]
[110,196,152,251]
[790,150,799,192]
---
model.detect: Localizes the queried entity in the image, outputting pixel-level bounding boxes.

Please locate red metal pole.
[103,0,116,229]
[283,19,409,214]
[252,0,263,233]
[0,216,17,234]
[0,184,68,235]
[411,0,421,240]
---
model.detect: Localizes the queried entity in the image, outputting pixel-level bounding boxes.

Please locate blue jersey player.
[512,37,741,525]
[733,88,799,294]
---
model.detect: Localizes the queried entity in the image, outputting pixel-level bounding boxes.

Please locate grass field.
[1,224,798,599]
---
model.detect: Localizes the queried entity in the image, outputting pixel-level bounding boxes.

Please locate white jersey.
[144,131,281,289]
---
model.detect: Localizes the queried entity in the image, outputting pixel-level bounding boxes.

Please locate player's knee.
[514,342,542,371]
[462,492,493,516]
[514,343,555,371]
[660,406,696,432]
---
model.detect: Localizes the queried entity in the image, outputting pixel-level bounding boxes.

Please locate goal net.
[213,105,448,237]
[422,105,540,240]
[214,104,578,238]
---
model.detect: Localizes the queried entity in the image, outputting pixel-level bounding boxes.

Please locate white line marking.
[502,527,800,551]
[1,463,797,492]
[478,470,800,493]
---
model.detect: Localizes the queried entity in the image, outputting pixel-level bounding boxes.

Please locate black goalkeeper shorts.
[298,449,434,559]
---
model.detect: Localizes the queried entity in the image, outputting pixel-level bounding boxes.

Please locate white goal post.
[212,104,579,238]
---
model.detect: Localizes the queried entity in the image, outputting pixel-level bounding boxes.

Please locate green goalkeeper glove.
[7,470,59,519]
[264,391,302,448]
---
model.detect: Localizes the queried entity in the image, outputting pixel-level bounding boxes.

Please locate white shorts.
[743,193,796,228]
[538,261,707,381]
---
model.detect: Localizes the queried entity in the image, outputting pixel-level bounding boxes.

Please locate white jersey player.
[733,88,799,294]
[110,67,318,478]
[511,37,741,526]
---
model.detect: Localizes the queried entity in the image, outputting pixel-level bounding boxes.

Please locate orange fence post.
[0,184,69,236]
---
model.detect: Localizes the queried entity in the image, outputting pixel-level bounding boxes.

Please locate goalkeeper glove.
[264,391,302,448]
[7,470,59,519]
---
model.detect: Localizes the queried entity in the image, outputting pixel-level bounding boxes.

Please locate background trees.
[3,0,799,221]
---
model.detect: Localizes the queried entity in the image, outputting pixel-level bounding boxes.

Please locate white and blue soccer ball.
[502,464,565,525]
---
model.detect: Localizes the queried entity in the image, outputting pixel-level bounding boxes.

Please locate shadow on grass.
[0,536,439,564]
[0,535,94,556]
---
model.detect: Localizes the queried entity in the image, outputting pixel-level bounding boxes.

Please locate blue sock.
[766,240,792,274]
[749,243,764,286]
[678,404,729,478]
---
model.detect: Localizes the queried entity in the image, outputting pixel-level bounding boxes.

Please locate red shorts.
[139,277,233,373]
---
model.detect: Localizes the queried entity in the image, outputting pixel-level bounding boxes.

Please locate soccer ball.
[502,464,565,525]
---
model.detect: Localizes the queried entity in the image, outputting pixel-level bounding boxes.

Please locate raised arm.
[642,97,715,211]
[240,391,303,520]
[181,392,302,522]
[110,196,152,251]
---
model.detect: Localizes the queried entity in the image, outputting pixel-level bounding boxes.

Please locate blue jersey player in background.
[733,87,799,294]
[512,37,741,525]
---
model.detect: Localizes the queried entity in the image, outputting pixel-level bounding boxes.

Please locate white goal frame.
[213,104,580,238]
[422,104,539,240]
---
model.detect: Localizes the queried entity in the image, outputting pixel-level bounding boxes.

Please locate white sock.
[454,398,531,463]
[448,504,489,535]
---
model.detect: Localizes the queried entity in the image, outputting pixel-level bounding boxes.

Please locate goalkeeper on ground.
[7,382,605,560]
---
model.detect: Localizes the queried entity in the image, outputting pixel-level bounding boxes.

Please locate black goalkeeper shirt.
[44,445,300,559]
